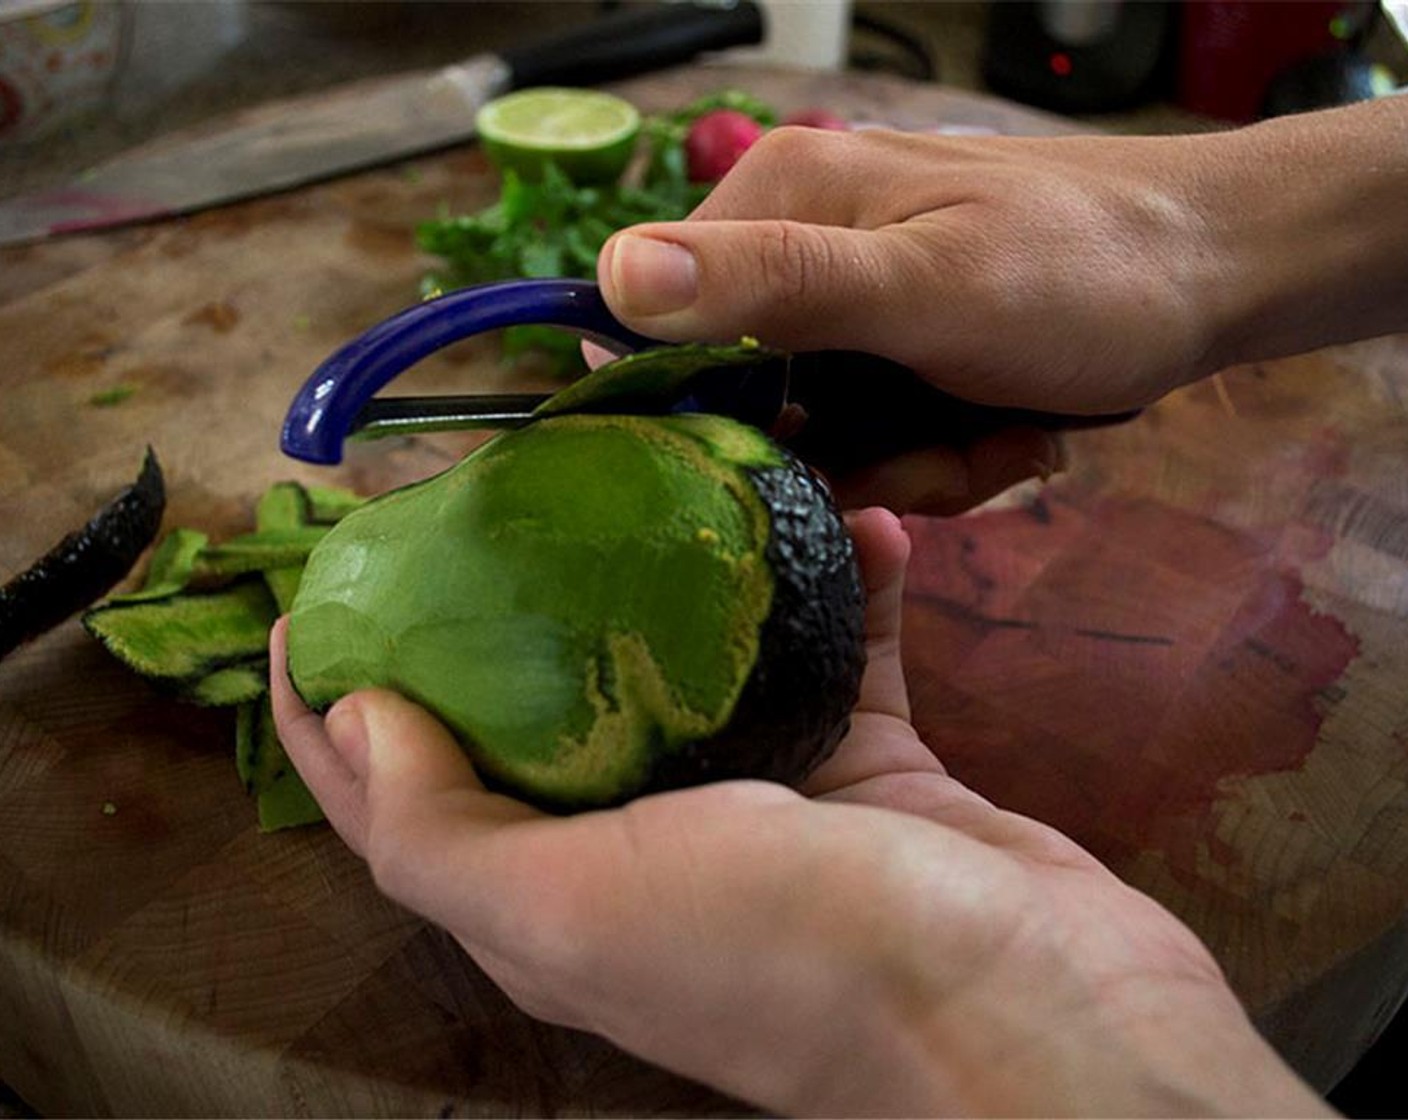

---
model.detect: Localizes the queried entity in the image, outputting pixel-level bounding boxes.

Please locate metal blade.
[349,393,548,442]
[0,56,509,246]
[344,354,791,445]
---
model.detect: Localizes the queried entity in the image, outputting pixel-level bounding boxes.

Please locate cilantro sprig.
[416,90,776,373]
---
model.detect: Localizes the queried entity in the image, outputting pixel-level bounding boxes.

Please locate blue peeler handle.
[280,278,659,465]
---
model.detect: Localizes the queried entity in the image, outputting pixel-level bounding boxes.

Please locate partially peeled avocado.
[286,352,865,812]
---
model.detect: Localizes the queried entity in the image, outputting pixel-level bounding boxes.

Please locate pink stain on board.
[901,493,1361,879]
[26,188,173,237]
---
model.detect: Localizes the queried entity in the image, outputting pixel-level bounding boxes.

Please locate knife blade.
[0,1,764,246]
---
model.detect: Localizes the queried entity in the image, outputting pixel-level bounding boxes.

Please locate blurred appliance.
[724,0,851,70]
[982,0,1177,113]
[0,0,251,144]
[1176,0,1384,122]
[0,0,128,142]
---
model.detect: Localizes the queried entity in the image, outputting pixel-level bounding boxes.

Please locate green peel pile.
[82,481,365,831]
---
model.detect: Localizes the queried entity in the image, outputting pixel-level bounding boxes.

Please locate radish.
[781,108,849,131]
[685,109,766,182]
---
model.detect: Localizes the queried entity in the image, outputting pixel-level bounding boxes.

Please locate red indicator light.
[1049,51,1073,77]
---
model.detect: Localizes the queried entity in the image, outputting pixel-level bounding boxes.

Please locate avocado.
[285,411,864,812]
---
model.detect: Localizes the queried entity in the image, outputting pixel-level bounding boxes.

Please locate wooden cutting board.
[2,64,1406,1115]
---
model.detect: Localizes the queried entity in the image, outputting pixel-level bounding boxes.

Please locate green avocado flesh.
[288,412,811,810]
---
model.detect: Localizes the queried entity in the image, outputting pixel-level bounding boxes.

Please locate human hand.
[598,126,1228,418]
[269,507,1327,1117]
[591,125,1235,516]
[599,98,1408,422]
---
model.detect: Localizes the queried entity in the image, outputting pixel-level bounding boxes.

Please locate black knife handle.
[502,1,765,89]
[784,352,1141,477]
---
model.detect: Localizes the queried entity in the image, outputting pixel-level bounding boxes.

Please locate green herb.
[89,384,137,408]
[416,89,776,374]
[417,161,706,290]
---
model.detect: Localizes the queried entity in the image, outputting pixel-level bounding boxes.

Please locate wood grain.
[1,64,1406,1114]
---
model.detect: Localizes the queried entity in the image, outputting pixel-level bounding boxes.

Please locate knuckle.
[726,125,847,194]
[363,824,408,897]
[734,123,814,172]
[752,122,850,169]
[361,796,426,900]
[754,219,836,306]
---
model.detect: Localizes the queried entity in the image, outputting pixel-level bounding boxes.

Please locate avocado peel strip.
[80,479,365,831]
[0,447,166,660]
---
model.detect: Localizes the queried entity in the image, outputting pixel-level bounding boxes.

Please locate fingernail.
[325,699,370,776]
[608,234,698,317]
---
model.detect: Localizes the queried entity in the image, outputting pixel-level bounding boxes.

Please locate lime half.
[476,87,641,185]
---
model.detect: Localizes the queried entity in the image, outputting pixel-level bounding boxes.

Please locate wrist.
[855,948,1331,1117]
[1194,97,1408,372]
[1086,975,1333,1118]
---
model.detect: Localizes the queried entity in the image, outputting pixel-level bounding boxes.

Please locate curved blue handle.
[280,279,659,465]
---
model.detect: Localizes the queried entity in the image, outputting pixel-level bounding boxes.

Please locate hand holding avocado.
[270,508,1327,1118]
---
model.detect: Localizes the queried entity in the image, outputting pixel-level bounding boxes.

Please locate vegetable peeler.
[280,277,1138,472]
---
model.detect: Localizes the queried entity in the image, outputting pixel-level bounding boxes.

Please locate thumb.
[326,689,539,926]
[598,221,929,355]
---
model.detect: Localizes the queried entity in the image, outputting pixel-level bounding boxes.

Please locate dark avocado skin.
[644,450,865,796]
[0,447,166,661]
[478,446,865,811]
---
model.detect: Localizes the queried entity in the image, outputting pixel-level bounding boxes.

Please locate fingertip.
[580,340,616,370]
[268,615,314,728]
[845,506,910,587]
[596,229,623,311]
[845,504,908,544]
[596,229,617,288]
[598,228,699,323]
[843,507,911,610]
[354,688,477,793]
[269,614,289,664]
[324,693,372,778]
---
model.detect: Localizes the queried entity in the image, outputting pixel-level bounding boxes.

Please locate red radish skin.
[685,109,767,182]
[781,108,850,131]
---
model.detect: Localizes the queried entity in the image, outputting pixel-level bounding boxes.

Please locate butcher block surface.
[2,65,1407,1115]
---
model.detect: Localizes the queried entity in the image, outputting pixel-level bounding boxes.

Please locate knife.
[0,1,764,247]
